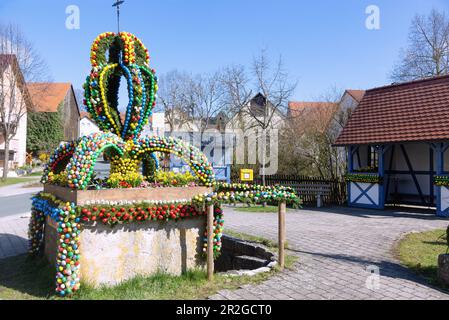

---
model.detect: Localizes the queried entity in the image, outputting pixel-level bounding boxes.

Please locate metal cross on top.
[112,0,125,33]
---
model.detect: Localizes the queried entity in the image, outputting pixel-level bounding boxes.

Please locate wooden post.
[207,204,214,281]
[278,201,286,270]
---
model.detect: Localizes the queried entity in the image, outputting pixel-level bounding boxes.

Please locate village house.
[335,75,449,216]
[287,101,338,135]
[226,93,286,132]
[288,89,365,139]
[0,54,33,173]
[339,90,365,114]
[79,112,100,137]
[0,54,80,176]
[27,82,80,142]
[79,111,166,138]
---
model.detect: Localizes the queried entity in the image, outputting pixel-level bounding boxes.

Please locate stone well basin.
[43,185,212,287]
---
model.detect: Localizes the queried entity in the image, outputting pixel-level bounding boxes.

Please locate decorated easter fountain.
[28,31,300,297]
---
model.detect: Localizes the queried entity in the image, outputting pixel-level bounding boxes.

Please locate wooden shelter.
[335,75,449,216]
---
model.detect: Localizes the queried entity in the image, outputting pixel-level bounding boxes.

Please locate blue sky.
[0,0,448,101]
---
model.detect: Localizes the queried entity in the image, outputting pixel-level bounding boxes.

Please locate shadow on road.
[305,206,449,221]
[0,233,28,259]
[0,241,54,299]
[287,247,449,295]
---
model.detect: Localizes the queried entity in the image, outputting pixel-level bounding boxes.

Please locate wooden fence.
[252,174,347,206]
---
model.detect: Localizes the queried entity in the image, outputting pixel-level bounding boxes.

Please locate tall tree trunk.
[262,128,267,207]
[261,128,266,187]
[2,137,10,181]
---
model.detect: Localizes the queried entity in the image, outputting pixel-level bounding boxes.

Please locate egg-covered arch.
[65,132,125,190]
[41,141,78,184]
[134,136,215,186]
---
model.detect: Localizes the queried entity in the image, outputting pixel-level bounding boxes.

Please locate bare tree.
[252,51,296,130]
[222,50,297,185]
[157,70,193,134]
[189,72,226,135]
[0,23,47,180]
[278,87,348,179]
[391,9,449,82]
[320,87,349,179]
[221,65,253,127]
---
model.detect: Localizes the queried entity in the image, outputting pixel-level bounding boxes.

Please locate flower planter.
[438,254,449,286]
[42,185,212,287]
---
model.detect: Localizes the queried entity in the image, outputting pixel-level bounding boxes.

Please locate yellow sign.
[240,169,254,182]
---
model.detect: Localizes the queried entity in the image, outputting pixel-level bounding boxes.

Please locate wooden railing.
[251,174,347,206]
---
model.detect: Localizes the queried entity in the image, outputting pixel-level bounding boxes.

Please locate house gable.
[335,75,449,146]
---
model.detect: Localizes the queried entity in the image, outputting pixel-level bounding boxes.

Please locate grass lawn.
[233,205,289,213]
[0,233,297,300]
[395,229,448,287]
[27,171,43,177]
[0,177,37,187]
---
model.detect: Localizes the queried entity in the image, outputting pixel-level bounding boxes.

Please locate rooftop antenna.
[112,0,125,34]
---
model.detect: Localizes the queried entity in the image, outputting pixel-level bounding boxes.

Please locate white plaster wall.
[388,143,433,196]
[441,187,449,211]
[79,118,100,137]
[140,112,165,137]
[15,113,27,166]
[350,182,379,205]
[226,109,285,132]
[152,112,165,131]
[0,64,27,167]
[339,93,359,114]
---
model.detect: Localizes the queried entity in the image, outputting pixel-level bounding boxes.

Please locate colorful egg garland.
[29,192,225,296]
[29,195,81,296]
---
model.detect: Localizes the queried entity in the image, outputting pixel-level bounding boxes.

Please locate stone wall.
[45,216,206,287]
[438,254,449,286]
[44,216,58,266]
[215,235,274,272]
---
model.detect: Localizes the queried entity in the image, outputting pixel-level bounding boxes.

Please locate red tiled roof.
[335,75,449,146]
[27,83,72,112]
[288,102,338,134]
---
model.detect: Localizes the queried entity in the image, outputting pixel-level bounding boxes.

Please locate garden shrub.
[154,171,198,187]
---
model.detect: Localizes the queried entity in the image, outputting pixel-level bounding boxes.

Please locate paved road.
[209,206,449,300]
[0,213,30,259]
[0,181,42,218]
[93,160,110,179]
[2,195,449,299]
[0,182,41,258]
[0,192,37,218]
